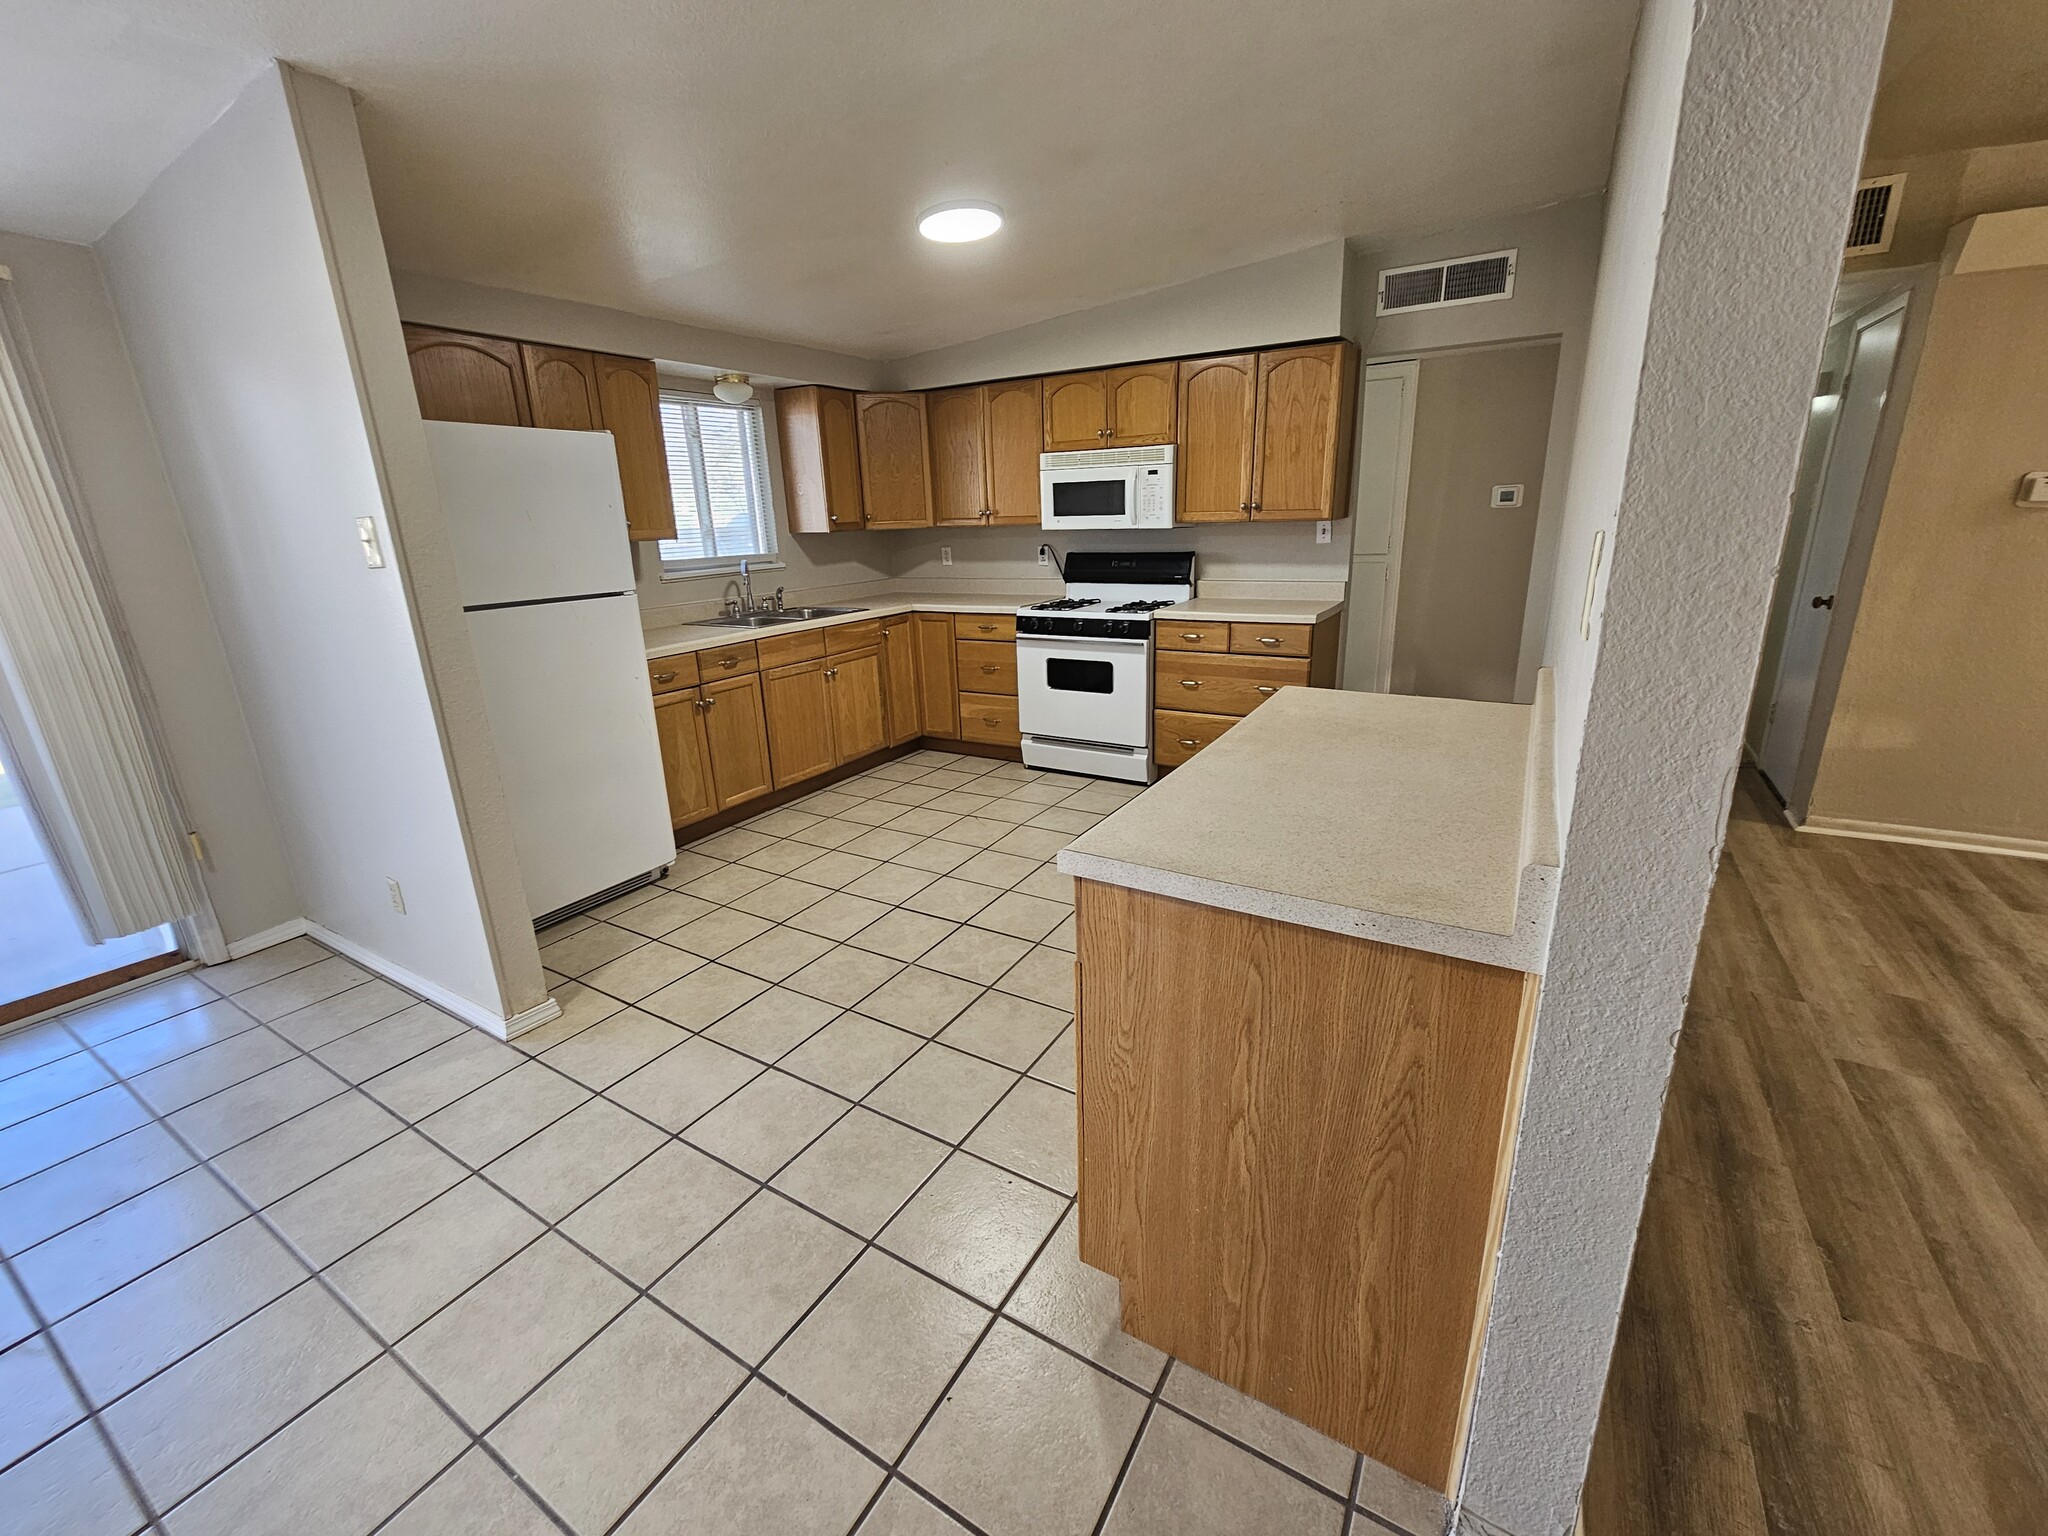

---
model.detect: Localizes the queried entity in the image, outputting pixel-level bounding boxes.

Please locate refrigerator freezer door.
[463,594,673,922]
[425,420,635,607]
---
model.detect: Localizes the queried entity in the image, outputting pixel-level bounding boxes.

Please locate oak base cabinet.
[880,616,921,745]
[653,689,718,829]
[1152,616,1340,765]
[826,648,887,763]
[698,673,773,810]
[764,661,837,788]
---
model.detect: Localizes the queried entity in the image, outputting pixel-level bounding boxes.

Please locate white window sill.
[659,559,787,583]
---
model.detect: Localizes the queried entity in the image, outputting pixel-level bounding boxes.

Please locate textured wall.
[1457,0,1893,1531]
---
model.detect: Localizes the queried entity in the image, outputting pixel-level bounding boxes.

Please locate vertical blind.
[657,392,778,569]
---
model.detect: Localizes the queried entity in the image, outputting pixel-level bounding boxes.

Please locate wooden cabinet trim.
[756,629,828,669]
[824,619,884,655]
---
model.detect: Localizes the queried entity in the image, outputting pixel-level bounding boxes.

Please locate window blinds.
[657,393,778,569]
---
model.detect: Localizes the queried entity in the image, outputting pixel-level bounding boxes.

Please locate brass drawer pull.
[1180,633,1204,642]
[651,670,677,684]
[976,623,997,633]
[718,656,739,669]
[1177,737,1198,748]
[1256,636,1281,646]
[1180,679,1202,689]
[1255,685,1277,696]
[980,666,999,674]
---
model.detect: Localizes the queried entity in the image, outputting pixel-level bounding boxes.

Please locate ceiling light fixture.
[918,201,1004,243]
[712,373,754,404]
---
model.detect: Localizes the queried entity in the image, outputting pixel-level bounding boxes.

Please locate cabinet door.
[763,661,837,787]
[984,379,1044,524]
[927,386,991,525]
[520,345,603,430]
[1251,343,1359,521]
[1106,362,1177,446]
[776,386,865,532]
[1042,371,1108,451]
[881,618,922,745]
[404,326,529,425]
[914,614,959,738]
[855,393,935,527]
[653,689,718,830]
[700,672,773,809]
[594,354,679,541]
[826,648,887,764]
[1177,354,1257,523]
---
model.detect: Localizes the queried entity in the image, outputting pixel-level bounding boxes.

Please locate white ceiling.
[1,0,1643,358]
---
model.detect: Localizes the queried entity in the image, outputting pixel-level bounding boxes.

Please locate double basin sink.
[695,605,867,629]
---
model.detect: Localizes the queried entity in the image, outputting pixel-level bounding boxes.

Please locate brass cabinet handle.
[1177,737,1198,748]
[1256,636,1280,647]
[719,656,739,669]
[1255,685,1277,695]
[983,714,1000,724]
[980,665,998,674]
[976,623,996,632]
[695,697,714,711]
[651,670,677,683]
[1180,679,1201,689]
[1180,632,1203,642]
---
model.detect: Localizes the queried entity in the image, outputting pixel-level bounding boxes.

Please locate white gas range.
[1014,550,1194,783]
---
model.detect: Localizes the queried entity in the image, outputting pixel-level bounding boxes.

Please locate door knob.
[696,698,714,711]
[1811,594,1834,609]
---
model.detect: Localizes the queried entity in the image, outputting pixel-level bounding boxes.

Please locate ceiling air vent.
[1376,249,1517,315]
[1845,174,1905,257]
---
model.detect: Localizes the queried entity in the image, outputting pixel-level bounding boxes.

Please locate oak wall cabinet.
[1175,342,1358,523]
[929,378,1046,526]
[776,385,866,533]
[855,392,936,527]
[402,323,677,541]
[1042,362,1178,451]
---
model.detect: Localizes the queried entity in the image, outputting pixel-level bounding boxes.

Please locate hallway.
[1583,775,2048,1534]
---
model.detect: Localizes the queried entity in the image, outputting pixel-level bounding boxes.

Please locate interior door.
[1757,302,1906,798]
[1342,361,1417,692]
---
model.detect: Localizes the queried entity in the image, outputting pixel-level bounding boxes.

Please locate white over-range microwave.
[1039,446,1176,530]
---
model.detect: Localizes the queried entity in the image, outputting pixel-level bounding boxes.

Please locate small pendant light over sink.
[919,201,1004,243]
[712,373,753,404]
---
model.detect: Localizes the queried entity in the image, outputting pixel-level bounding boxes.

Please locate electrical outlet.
[387,878,406,915]
[941,547,953,567]
[1037,546,1051,566]
[1315,521,1332,545]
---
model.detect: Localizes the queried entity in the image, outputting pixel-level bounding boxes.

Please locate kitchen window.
[656,390,780,577]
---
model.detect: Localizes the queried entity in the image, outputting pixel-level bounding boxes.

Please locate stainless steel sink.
[694,605,866,628]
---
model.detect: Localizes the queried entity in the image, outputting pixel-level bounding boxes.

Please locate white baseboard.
[1798,815,2048,862]
[226,919,561,1041]
[225,918,312,958]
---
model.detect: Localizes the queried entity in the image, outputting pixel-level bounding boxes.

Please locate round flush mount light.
[711,373,754,404]
[918,200,1004,243]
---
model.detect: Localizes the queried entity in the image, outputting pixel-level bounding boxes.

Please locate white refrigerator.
[424,421,674,925]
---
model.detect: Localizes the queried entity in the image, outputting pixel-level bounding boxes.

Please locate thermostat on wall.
[2017,471,2048,508]
[1492,484,1526,508]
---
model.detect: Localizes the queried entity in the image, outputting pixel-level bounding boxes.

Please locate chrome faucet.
[738,558,754,614]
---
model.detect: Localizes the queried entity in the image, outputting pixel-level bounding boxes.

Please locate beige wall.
[1808,251,2048,843]
[1850,137,2048,273]
[1389,342,1560,702]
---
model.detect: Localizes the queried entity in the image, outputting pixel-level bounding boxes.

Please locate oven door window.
[1049,479,1127,520]
[1046,657,1116,694]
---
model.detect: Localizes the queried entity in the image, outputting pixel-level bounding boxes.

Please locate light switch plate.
[1492,484,1526,508]
[357,517,387,568]
[1315,520,1332,544]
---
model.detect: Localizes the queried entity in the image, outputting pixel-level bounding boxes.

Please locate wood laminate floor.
[1583,772,2048,1536]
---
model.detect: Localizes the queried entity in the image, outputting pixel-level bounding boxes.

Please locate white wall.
[1351,196,1606,702]
[0,229,297,946]
[98,64,541,1027]
[884,241,1348,390]
[1458,0,1893,1531]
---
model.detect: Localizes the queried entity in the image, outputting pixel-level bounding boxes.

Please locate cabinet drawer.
[825,618,884,655]
[1153,652,1309,717]
[1154,709,1238,766]
[696,640,758,678]
[958,690,1021,745]
[647,654,699,694]
[756,628,826,669]
[953,613,1016,642]
[1157,621,1229,653]
[1229,622,1312,658]
[955,639,1018,696]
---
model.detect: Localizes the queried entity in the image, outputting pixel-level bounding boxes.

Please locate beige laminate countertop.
[642,591,1051,659]
[1151,596,1343,625]
[1057,678,1561,973]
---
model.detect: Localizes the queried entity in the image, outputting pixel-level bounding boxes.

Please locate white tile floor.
[0,748,1451,1536]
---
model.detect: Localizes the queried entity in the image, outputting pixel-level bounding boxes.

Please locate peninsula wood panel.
[776,386,866,532]
[404,325,529,426]
[855,392,935,527]
[1073,880,1531,1491]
